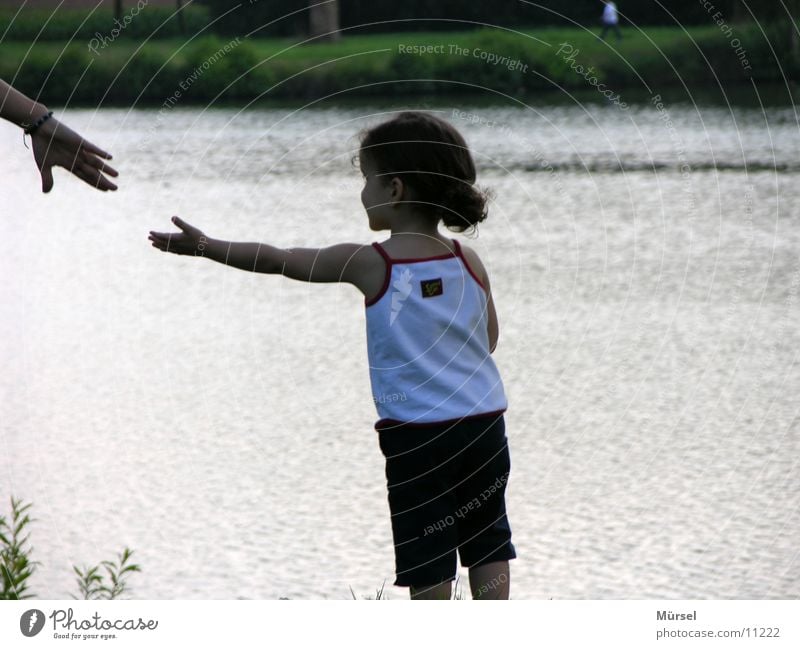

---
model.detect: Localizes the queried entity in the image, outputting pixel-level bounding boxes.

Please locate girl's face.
[359,154,395,231]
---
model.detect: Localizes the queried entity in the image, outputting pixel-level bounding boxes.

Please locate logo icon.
[420,278,443,298]
[20,609,45,637]
[390,268,414,325]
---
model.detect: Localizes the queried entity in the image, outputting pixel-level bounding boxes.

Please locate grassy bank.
[2,23,796,106]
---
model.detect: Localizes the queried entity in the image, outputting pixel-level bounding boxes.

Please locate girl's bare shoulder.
[347,242,387,300]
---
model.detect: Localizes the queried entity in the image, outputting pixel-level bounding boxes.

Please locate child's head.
[354,111,492,234]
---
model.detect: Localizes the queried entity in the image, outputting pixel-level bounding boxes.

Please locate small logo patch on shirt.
[420,278,443,298]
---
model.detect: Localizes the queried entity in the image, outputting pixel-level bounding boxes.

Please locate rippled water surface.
[1,92,798,599]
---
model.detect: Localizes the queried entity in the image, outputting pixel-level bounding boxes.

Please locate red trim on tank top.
[364,240,463,306]
[452,238,488,292]
[364,239,488,305]
[389,251,457,263]
[364,242,393,307]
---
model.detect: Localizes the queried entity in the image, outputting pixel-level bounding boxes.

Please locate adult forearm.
[203,238,286,274]
[0,79,49,128]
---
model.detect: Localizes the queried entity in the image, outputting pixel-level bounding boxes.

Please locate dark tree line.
[113,0,188,34]
[109,0,797,59]
[194,0,797,37]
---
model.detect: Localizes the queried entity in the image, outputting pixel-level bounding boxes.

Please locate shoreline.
[36,79,800,112]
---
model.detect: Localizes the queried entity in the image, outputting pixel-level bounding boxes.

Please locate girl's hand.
[31,117,118,193]
[148,216,208,256]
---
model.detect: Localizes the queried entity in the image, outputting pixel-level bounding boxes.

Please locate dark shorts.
[377,413,516,588]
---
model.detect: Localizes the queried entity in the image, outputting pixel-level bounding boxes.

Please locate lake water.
[1,90,798,599]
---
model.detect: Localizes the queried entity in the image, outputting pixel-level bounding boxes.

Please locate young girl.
[148,111,516,600]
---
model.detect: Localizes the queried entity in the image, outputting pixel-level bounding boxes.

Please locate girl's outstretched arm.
[148,216,375,288]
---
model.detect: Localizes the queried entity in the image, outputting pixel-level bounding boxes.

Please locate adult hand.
[31,117,118,193]
[148,216,208,256]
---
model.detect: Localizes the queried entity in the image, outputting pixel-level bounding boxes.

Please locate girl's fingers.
[172,216,196,234]
[150,233,178,243]
[148,231,189,255]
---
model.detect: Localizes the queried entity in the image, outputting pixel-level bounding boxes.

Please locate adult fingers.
[76,158,117,191]
[73,161,117,191]
[82,150,119,178]
[78,138,113,160]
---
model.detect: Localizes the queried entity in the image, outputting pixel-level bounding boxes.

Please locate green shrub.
[0,497,38,599]
[1,25,796,106]
[0,496,141,600]
[72,547,140,600]
[0,6,211,42]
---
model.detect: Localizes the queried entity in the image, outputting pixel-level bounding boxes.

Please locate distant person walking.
[0,79,118,193]
[599,1,622,42]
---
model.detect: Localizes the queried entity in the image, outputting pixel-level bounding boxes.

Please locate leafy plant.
[0,496,40,600]
[72,547,141,600]
[0,496,141,600]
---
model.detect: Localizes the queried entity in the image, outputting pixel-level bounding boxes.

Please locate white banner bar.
[1,600,796,648]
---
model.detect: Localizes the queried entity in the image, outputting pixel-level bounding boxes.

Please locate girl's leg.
[409,581,453,600]
[469,561,510,600]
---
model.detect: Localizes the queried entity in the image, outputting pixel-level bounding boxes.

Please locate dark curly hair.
[352,111,493,234]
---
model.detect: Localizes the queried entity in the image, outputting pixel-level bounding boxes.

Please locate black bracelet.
[23,110,54,136]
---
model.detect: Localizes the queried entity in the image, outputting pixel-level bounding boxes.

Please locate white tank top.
[365,238,508,430]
